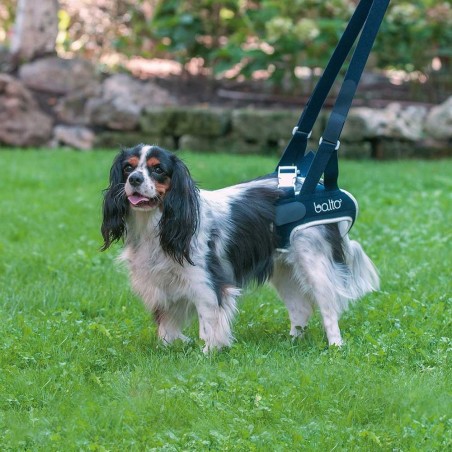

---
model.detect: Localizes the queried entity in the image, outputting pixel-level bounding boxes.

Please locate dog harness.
[273,0,390,249]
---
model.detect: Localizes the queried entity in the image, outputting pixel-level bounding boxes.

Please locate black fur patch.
[226,186,280,286]
[324,223,346,264]
[206,228,233,305]
[101,147,140,250]
[157,152,200,266]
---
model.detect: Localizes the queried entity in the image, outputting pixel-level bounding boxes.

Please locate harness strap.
[277,0,390,192]
[300,0,390,195]
[277,0,375,169]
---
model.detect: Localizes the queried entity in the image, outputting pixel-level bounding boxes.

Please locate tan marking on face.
[155,180,171,197]
[128,156,139,167]
[146,157,161,168]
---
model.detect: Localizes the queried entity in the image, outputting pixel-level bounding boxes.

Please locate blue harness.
[273,0,390,249]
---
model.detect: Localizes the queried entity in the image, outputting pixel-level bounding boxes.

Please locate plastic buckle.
[319,136,340,150]
[278,166,299,189]
[292,127,312,139]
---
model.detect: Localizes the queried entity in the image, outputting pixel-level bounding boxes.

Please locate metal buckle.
[278,166,299,188]
[319,136,340,150]
[292,127,312,139]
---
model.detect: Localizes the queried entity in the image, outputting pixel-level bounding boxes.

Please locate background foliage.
[0,0,451,91]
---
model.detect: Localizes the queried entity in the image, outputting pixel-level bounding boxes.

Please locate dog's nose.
[129,171,144,187]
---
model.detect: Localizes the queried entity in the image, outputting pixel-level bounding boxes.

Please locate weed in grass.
[0,150,450,450]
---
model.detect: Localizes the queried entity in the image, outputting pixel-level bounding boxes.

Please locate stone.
[425,97,452,141]
[94,131,174,150]
[140,107,230,137]
[10,0,58,62]
[52,125,95,150]
[341,107,381,141]
[384,104,428,141]
[342,104,428,142]
[140,107,178,135]
[0,74,53,146]
[86,73,175,131]
[179,134,281,155]
[86,97,141,131]
[19,56,97,95]
[0,45,15,72]
[54,83,101,125]
[173,107,230,137]
[232,109,299,143]
[102,73,175,108]
[340,141,373,159]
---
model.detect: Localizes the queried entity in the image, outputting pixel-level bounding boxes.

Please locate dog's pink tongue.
[128,195,149,205]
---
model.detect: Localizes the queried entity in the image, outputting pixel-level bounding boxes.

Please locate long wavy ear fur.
[159,155,200,265]
[101,151,128,251]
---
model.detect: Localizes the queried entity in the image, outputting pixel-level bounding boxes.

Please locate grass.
[0,149,450,451]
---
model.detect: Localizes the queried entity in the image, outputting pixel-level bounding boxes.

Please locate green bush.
[147,0,452,90]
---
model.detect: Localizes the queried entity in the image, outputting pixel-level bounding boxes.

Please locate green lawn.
[0,149,450,451]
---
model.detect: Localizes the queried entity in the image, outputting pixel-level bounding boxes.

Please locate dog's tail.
[345,238,380,301]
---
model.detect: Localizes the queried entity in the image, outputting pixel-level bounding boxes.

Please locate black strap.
[277,0,390,193]
[277,0,375,169]
[301,0,390,194]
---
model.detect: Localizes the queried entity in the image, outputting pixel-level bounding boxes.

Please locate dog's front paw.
[159,331,191,345]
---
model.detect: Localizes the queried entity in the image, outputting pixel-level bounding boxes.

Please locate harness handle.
[300,0,390,194]
[277,0,376,169]
[276,0,390,193]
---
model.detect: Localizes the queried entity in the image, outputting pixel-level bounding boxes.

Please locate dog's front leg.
[193,288,237,353]
[153,302,193,345]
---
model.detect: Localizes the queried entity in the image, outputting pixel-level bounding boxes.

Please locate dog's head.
[101,144,200,264]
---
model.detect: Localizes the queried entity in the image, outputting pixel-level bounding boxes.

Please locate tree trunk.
[10,0,59,62]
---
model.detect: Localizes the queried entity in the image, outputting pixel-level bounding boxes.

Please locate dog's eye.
[123,164,134,174]
[153,166,165,175]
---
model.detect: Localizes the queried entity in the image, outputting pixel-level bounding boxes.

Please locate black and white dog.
[101,144,379,352]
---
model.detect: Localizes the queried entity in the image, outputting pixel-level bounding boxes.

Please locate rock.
[425,97,452,140]
[86,74,175,131]
[0,74,53,146]
[19,56,97,95]
[0,45,15,72]
[232,109,299,143]
[52,125,95,150]
[384,103,428,141]
[139,107,177,135]
[10,0,59,62]
[175,107,230,137]
[342,107,383,141]
[343,103,428,142]
[86,97,142,131]
[179,134,285,155]
[94,131,174,150]
[102,73,175,108]
[340,141,373,159]
[54,83,101,125]
[140,107,230,137]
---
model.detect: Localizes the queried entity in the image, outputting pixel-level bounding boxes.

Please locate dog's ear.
[101,151,128,251]
[159,155,200,265]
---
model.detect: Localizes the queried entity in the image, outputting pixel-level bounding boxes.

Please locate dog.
[101,144,379,352]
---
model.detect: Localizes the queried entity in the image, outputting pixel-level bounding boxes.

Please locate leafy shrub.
[148,0,452,91]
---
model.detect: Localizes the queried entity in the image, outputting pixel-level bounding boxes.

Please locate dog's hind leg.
[285,228,348,346]
[272,260,313,338]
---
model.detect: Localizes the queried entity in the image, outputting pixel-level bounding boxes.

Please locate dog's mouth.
[128,193,160,209]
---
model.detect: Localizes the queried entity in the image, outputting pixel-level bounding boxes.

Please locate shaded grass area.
[0,149,450,450]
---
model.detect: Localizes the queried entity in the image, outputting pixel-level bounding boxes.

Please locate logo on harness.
[314,198,342,213]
